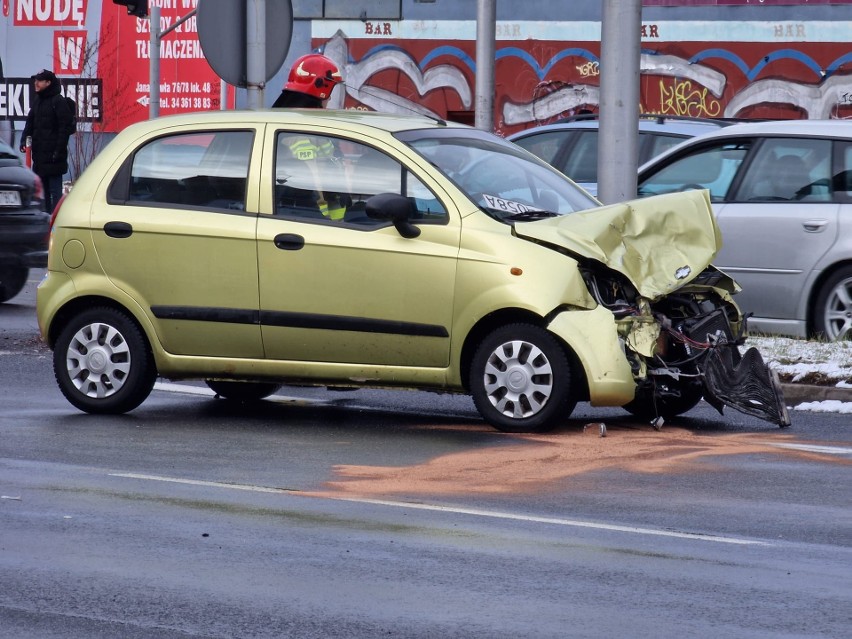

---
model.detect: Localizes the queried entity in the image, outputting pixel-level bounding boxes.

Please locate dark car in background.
[508,114,729,196]
[0,139,47,302]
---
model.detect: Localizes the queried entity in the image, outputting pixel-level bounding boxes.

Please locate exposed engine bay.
[582,264,791,427]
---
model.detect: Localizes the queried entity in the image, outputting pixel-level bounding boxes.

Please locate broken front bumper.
[702,343,791,428]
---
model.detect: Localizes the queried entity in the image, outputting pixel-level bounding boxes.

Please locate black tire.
[623,380,704,420]
[0,266,28,303]
[205,380,282,401]
[53,307,156,414]
[813,265,852,341]
[470,323,577,433]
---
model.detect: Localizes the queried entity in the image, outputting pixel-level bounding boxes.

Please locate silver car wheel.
[65,322,132,398]
[822,275,852,341]
[482,339,554,419]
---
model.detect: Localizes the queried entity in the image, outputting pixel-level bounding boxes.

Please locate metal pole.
[597,0,642,204]
[474,0,496,131]
[149,5,160,118]
[246,0,266,109]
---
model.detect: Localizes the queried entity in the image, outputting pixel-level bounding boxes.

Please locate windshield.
[396,128,599,223]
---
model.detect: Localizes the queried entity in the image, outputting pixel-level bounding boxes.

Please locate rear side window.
[559,130,598,183]
[833,141,852,202]
[511,130,570,166]
[127,131,253,210]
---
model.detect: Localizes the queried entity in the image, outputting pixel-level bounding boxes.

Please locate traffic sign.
[196,0,293,87]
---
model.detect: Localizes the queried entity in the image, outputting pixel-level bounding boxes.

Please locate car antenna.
[339,82,447,126]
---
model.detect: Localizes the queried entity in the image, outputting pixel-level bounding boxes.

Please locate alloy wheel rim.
[65,322,132,398]
[483,339,553,419]
[824,276,852,341]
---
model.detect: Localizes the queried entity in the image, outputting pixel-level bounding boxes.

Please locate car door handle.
[104,221,133,238]
[802,219,828,233]
[273,233,305,250]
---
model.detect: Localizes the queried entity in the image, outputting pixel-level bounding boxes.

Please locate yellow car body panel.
[514,189,721,299]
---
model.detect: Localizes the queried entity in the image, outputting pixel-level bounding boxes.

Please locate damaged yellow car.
[36,110,789,432]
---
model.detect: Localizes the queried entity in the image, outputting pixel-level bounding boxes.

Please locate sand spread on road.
[319,425,847,497]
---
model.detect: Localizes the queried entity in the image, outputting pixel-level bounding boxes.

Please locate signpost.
[148,4,198,119]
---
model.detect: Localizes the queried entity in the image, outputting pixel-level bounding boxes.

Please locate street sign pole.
[148,5,198,119]
[246,0,266,109]
[597,0,642,204]
[149,4,159,118]
[474,0,496,131]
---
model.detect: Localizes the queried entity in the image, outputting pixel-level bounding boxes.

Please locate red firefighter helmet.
[284,53,343,100]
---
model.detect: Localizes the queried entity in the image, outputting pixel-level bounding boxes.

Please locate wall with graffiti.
[312,17,852,136]
[4,0,852,145]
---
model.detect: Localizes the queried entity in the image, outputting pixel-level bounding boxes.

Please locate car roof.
[663,118,852,141]
[507,115,730,141]
[637,118,852,173]
[121,108,469,136]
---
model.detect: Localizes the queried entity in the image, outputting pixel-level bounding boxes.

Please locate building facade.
[2,0,852,167]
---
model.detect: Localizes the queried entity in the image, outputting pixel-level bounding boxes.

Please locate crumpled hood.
[514,190,722,299]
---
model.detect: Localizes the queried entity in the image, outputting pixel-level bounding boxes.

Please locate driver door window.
[274,132,447,226]
[638,142,750,201]
[735,138,832,202]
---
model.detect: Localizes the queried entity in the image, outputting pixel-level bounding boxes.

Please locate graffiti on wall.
[313,20,852,135]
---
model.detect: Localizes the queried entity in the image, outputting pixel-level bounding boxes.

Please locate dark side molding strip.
[150,306,448,338]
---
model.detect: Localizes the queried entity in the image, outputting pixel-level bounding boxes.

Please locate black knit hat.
[33,69,57,82]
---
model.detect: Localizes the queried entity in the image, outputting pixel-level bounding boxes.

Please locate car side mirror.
[365,193,421,238]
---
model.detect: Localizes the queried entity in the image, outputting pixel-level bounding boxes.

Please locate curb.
[780,383,852,406]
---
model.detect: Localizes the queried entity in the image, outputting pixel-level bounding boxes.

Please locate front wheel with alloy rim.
[53,307,157,414]
[470,323,577,433]
[814,266,852,341]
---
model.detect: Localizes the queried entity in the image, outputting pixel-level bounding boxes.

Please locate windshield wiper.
[505,210,559,221]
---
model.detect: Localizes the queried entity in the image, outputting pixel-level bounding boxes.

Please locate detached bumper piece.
[702,344,791,427]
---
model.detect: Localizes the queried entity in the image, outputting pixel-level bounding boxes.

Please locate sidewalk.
[780,383,852,406]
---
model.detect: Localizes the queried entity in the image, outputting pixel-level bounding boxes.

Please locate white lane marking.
[110,472,292,494]
[153,381,321,405]
[109,472,771,546]
[769,443,852,456]
[154,381,215,396]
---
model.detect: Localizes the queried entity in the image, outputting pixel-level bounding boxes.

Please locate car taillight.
[33,174,44,202]
[49,193,67,231]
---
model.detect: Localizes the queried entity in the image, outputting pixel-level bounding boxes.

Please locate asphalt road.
[1,271,850,638]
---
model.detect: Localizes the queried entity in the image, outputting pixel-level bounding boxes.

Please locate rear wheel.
[470,323,577,433]
[53,307,156,414]
[814,266,852,341]
[206,380,282,401]
[0,266,28,303]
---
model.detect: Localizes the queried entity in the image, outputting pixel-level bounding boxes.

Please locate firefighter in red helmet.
[271,53,343,109]
[273,53,348,220]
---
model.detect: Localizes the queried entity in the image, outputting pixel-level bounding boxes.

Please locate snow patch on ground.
[750,336,852,415]
[792,400,852,414]
[750,336,852,385]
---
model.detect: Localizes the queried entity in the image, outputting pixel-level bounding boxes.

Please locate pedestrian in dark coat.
[20,69,73,214]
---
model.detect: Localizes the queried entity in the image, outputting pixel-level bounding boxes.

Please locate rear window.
[126,130,254,211]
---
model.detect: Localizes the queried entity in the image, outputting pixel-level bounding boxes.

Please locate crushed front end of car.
[583,260,790,427]
[517,190,791,427]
